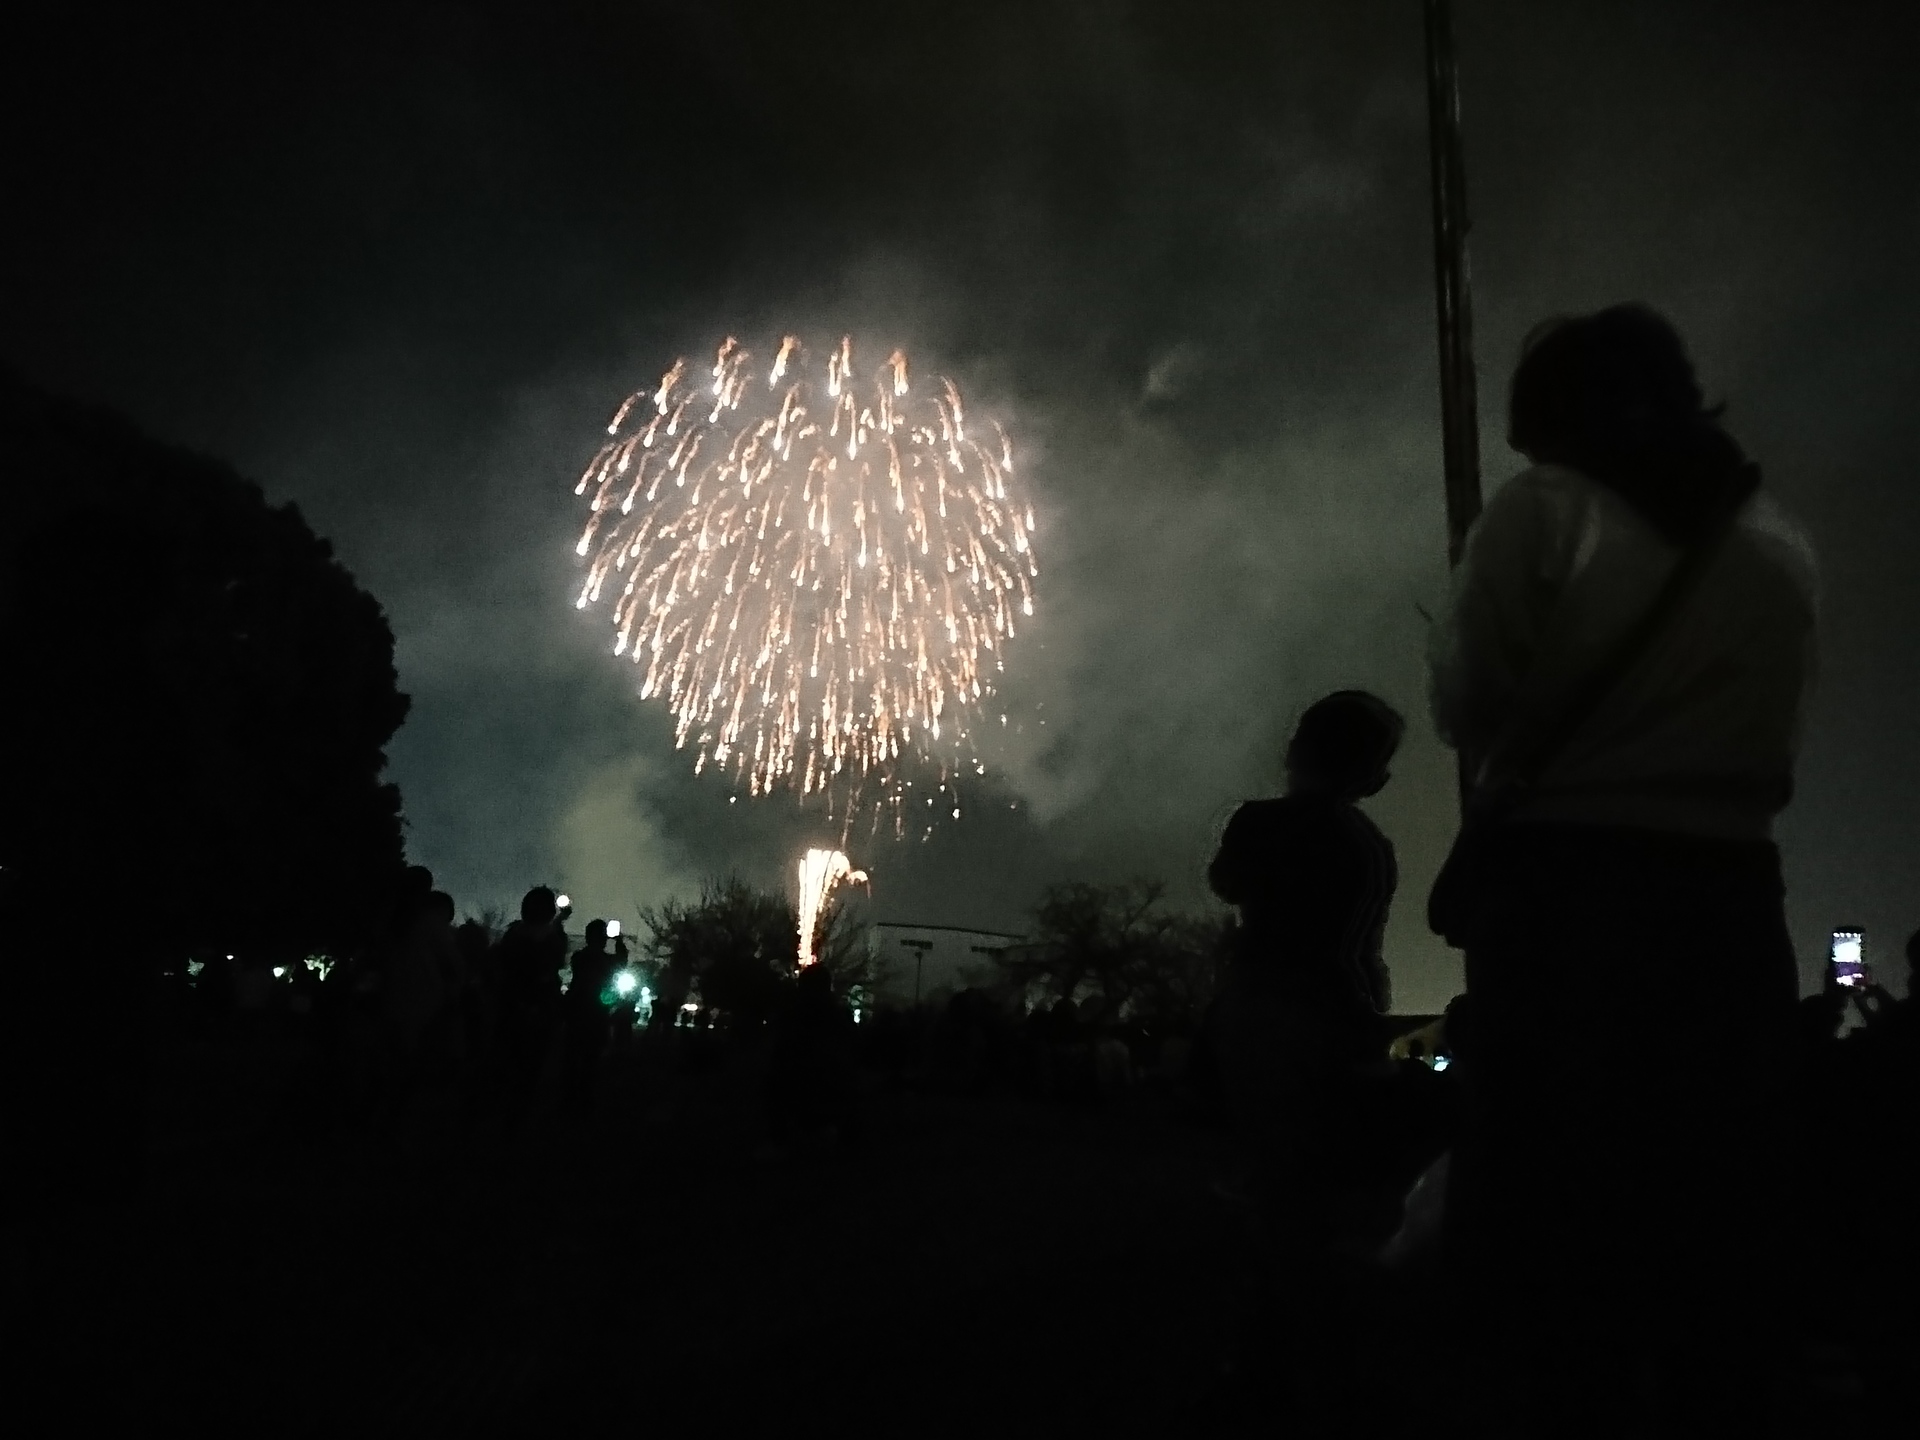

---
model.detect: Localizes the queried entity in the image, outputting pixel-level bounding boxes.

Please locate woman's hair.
[1287,690,1404,795]
[1508,304,1757,544]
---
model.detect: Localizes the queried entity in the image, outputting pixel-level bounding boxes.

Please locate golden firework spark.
[574,336,1037,827]
[796,847,866,969]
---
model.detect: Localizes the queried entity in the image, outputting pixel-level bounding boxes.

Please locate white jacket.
[1428,463,1818,841]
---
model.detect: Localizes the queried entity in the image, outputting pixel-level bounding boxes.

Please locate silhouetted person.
[1845,939,1908,1056]
[424,890,463,1040]
[1800,927,1920,1413]
[562,919,622,1111]
[1210,691,1401,1034]
[455,918,498,1071]
[1799,975,1850,1050]
[603,945,641,1063]
[764,963,857,1148]
[493,887,568,1107]
[1887,929,1920,1053]
[1201,691,1424,1421]
[386,884,456,1062]
[648,959,690,1031]
[232,952,277,1019]
[1205,691,1409,1212]
[937,988,1009,1093]
[1887,931,1920,1389]
[1045,996,1079,1042]
[195,953,236,1027]
[1043,996,1088,1098]
[1427,305,1816,1433]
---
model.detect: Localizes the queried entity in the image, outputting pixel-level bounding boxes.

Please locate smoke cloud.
[4,2,1913,1004]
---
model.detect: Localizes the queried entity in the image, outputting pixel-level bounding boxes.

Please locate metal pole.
[1425,0,1483,568]
[1425,0,1484,803]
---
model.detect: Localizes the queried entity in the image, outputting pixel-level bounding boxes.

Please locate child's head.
[1286,690,1404,800]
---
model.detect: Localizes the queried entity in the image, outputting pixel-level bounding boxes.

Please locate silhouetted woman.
[1428,305,1817,1432]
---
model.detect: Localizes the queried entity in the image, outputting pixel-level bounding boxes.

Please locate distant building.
[866,922,1023,1008]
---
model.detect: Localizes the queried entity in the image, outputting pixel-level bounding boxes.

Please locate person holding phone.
[1427,306,1818,1432]
[493,886,569,1106]
[562,919,624,1111]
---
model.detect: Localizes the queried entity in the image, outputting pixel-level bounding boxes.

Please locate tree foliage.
[642,877,796,1020]
[0,374,409,955]
[999,879,1232,1030]
[640,875,873,1021]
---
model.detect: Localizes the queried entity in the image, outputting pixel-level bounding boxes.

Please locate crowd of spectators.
[137,303,1916,1431]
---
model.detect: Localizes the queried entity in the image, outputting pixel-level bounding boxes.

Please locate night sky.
[6,2,1915,1008]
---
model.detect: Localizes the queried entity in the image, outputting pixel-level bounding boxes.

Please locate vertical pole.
[1425,0,1483,803]
[1425,0,1483,567]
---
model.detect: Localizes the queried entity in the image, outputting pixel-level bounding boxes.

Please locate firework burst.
[574,336,1036,829]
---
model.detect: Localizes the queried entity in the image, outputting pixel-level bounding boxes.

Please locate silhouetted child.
[1201,691,1421,1420]
[1207,690,1401,1079]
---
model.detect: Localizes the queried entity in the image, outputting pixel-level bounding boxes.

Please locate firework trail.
[796,847,866,969]
[574,336,1037,830]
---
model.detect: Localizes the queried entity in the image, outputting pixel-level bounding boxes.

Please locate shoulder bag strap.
[1473,500,1746,813]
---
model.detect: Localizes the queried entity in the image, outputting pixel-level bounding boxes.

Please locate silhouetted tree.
[642,878,797,1022]
[1000,879,1230,1029]
[0,373,409,957]
[1128,910,1235,1032]
[810,891,879,997]
[640,876,872,1023]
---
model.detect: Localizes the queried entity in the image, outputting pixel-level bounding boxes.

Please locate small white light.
[606,920,622,938]
[272,966,286,978]
[556,894,572,910]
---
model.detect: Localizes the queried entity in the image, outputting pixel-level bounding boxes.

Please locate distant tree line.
[635,873,1230,1034]
[1000,878,1233,1032]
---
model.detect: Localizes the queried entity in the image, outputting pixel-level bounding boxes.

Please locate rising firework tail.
[575,337,1036,834]
[796,847,866,970]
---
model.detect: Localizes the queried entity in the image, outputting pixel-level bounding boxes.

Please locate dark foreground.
[22,1041,1256,1436]
[15,1025,1901,1437]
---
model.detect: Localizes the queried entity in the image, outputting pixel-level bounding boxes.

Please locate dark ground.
[22,1032,1253,1436]
[19,1016,1901,1435]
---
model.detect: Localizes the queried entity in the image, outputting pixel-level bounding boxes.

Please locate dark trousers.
[498,1002,556,1105]
[562,1011,607,1110]
[1443,824,1802,1436]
